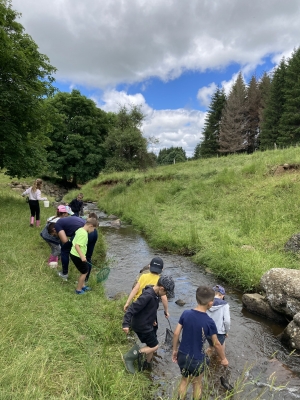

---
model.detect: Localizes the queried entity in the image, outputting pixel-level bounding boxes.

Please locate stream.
[86,204,300,399]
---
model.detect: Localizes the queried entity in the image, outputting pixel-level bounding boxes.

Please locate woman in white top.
[22,178,47,227]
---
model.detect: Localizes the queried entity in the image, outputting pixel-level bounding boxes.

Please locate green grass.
[74,147,300,291]
[0,172,153,399]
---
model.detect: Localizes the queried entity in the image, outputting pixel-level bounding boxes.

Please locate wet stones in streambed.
[175,299,186,306]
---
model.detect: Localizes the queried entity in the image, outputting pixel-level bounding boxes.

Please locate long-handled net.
[87,261,111,283]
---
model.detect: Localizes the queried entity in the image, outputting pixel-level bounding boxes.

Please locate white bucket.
[44,200,49,208]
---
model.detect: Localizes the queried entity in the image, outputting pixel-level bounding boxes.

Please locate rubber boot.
[36,220,40,227]
[53,256,58,262]
[48,255,53,265]
[30,217,34,227]
[122,344,140,374]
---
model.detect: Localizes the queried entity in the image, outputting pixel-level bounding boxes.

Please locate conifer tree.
[257,72,272,142]
[278,48,300,146]
[260,59,286,149]
[194,87,226,159]
[247,75,260,153]
[218,73,248,154]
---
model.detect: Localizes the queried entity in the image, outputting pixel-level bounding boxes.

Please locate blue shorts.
[177,351,209,377]
[135,330,158,348]
[206,334,226,347]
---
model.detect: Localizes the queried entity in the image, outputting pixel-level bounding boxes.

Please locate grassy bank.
[67,147,300,292]
[0,173,152,399]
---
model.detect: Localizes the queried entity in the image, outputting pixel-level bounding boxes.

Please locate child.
[172,286,229,400]
[70,218,98,294]
[68,193,84,216]
[206,285,230,358]
[122,275,175,374]
[85,212,99,283]
[22,178,47,227]
[40,205,73,266]
[124,257,170,318]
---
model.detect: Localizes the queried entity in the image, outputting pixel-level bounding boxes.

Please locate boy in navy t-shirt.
[172,286,229,400]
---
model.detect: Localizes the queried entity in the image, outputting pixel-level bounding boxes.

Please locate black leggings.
[29,200,40,219]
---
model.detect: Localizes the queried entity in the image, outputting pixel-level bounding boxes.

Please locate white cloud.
[197,83,217,107]
[96,89,206,157]
[11,0,300,88]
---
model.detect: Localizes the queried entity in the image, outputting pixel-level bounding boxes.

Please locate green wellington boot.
[122,344,140,374]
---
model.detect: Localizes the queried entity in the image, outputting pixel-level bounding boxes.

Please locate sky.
[11,0,300,157]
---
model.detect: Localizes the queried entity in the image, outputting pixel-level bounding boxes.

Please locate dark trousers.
[29,200,40,219]
[60,240,73,275]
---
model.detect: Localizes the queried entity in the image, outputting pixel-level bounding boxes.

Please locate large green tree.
[0,0,56,177]
[194,87,226,159]
[260,59,286,149]
[46,90,110,184]
[218,72,248,154]
[157,146,187,165]
[278,48,300,146]
[103,104,152,171]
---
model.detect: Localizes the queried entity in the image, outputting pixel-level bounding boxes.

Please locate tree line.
[0,1,155,184]
[194,48,300,158]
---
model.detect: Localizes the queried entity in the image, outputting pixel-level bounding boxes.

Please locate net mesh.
[96,266,111,283]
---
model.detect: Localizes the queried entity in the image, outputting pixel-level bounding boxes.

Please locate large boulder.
[280,312,300,349]
[260,268,300,318]
[242,293,286,323]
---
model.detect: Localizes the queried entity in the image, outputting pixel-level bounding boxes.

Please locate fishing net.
[165,328,174,347]
[96,266,111,283]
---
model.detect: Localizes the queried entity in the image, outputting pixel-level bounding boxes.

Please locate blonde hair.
[31,178,43,193]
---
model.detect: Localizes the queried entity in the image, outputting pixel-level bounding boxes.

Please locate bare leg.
[191,374,203,400]
[76,273,87,291]
[178,376,189,400]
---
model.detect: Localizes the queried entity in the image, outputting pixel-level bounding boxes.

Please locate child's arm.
[75,244,86,262]
[161,294,169,318]
[58,230,68,244]
[172,323,182,363]
[123,282,140,311]
[211,334,229,366]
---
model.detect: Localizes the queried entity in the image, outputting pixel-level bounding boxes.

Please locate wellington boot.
[30,216,34,227]
[36,220,40,227]
[122,344,140,374]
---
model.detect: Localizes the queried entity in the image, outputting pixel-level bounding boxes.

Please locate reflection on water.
[86,204,300,399]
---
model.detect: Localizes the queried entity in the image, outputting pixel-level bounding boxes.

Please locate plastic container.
[44,200,49,207]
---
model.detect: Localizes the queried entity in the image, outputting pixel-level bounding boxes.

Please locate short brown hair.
[86,218,98,228]
[196,286,215,305]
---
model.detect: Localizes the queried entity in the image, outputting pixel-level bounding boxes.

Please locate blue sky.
[12,0,300,156]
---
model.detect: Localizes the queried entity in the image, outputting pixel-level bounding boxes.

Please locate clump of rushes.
[76,146,300,292]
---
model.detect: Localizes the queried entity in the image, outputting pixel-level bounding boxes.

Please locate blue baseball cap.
[213,285,225,295]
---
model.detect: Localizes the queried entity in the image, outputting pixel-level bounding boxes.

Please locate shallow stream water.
[86,204,300,399]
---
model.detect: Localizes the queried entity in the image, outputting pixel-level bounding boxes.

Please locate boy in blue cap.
[206,284,230,358]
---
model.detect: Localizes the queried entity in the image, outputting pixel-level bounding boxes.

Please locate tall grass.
[0,172,153,399]
[76,148,300,291]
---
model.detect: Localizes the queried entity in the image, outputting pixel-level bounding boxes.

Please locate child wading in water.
[122,275,175,373]
[124,257,170,319]
[206,285,230,359]
[172,286,229,400]
[70,218,98,294]
[22,178,47,227]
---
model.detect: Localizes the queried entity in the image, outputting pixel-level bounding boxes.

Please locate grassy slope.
[68,148,300,292]
[0,173,152,400]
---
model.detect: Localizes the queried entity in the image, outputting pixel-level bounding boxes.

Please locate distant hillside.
[69,147,300,291]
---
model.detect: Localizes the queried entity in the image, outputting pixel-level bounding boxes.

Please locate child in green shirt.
[70,218,98,294]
